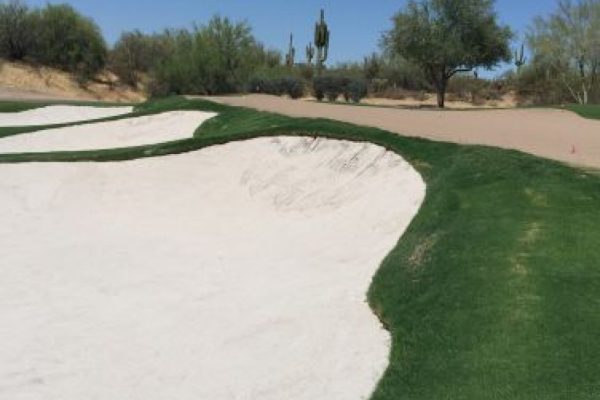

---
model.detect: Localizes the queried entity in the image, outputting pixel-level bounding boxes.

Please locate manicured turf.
[0,99,138,114]
[566,104,600,120]
[0,101,48,113]
[1,97,599,399]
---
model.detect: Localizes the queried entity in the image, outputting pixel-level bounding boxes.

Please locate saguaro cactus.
[285,33,296,67]
[306,42,315,66]
[514,43,527,73]
[314,9,330,74]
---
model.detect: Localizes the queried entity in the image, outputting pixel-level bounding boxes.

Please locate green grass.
[0,100,49,113]
[565,104,600,120]
[1,97,600,399]
[0,98,167,139]
[0,99,139,113]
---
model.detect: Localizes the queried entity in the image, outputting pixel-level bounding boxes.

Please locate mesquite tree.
[383,0,512,107]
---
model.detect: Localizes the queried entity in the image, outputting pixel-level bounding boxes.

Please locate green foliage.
[511,63,573,105]
[0,1,107,80]
[313,76,344,101]
[248,76,305,98]
[313,76,367,103]
[383,0,512,107]
[149,16,277,96]
[110,30,167,87]
[527,0,600,104]
[363,53,382,81]
[345,79,368,103]
[33,4,107,79]
[0,0,36,60]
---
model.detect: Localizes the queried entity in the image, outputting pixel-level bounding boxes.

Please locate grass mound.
[1,97,599,399]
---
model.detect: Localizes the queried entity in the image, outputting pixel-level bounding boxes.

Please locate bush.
[0,0,36,60]
[313,77,326,101]
[313,76,347,102]
[280,77,304,99]
[110,30,163,87]
[34,4,107,79]
[247,76,304,98]
[149,16,280,96]
[313,76,367,103]
[345,79,368,103]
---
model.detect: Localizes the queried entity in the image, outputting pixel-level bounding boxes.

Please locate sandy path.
[0,111,217,153]
[205,94,600,169]
[0,136,424,399]
[0,86,82,102]
[0,105,134,127]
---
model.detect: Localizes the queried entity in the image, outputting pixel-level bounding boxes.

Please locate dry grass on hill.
[0,60,146,103]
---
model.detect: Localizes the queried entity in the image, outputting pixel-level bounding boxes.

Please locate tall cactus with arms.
[285,33,296,67]
[514,43,526,74]
[314,9,330,74]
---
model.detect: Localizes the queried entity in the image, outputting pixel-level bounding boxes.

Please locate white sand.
[0,105,134,127]
[0,111,217,153]
[0,137,425,400]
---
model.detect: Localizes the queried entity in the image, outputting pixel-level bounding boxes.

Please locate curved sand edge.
[0,111,217,153]
[0,136,425,399]
[0,105,134,127]
[205,94,600,169]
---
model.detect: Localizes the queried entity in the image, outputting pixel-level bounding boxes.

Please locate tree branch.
[446,67,473,79]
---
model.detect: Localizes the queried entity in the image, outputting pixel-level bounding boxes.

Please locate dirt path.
[205,94,600,169]
[0,86,81,102]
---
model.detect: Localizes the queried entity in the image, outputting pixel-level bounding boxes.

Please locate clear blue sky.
[27,0,558,75]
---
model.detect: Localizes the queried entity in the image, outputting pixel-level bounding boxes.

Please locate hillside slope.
[0,60,146,103]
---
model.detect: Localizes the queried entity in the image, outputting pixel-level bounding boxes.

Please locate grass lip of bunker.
[0,105,135,127]
[0,110,218,153]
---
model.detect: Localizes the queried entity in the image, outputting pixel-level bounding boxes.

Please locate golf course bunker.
[0,105,134,127]
[0,136,425,399]
[0,111,217,153]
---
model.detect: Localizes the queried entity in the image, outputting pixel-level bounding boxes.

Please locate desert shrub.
[0,0,36,60]
[446,75,508,105]
[280,77,304,99]
[313,76,350,102]
[312,77,326,101]
[509,64,572,105]
[345,79,368,103]
[33,4,107,79]
[110,30,165,87]
[247,76,304,98]
[149,16,277,96]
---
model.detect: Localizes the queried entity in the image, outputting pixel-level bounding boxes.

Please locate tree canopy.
[383,0,512,107]
[527,0,600,104]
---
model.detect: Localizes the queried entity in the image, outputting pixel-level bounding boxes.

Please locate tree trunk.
[436,79,447,108]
